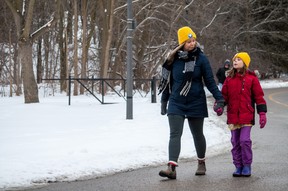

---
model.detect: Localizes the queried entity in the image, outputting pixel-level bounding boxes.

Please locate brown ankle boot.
[195,159,206,175]
[159,162,177,179]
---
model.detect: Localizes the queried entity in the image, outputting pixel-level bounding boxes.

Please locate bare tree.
[4,0,61,103]
[1,0,287,98]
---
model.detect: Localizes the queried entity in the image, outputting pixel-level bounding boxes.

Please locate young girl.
[221,52,267,177]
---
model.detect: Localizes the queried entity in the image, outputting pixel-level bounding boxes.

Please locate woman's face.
[233,57,244,70]
[183,38,197,51]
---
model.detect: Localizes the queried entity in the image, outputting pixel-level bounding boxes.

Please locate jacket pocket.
[247,104,254,113]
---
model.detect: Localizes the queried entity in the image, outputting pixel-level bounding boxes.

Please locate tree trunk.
[19,41,39,103]
[66,0,73,45]
[73,0,79,96]
[44,34,50,80]
[59,4,67,93]
[80,0,88,95]
[9,30,13,97]
[98,0,115,93]
[14,47,21,96]
[36,38,42,84]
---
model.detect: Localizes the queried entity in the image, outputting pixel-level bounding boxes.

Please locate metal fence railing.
[41,76,158,105]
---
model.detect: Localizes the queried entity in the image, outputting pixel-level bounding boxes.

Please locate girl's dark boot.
[195,159,206,175]
[159,162,177,179]
[232,167,242,177]
[242,165,251,177]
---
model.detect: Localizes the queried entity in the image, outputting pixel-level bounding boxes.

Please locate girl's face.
[233,57,244,71]
[183,38,197,51]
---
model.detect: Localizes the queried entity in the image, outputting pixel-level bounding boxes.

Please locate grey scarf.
[158,48,199,96]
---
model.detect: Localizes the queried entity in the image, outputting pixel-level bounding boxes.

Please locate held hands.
[259,112,267,129]
[213,99,225,116]
[161,102,168,115]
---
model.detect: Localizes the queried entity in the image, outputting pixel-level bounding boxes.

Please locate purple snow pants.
[231,126,252,168]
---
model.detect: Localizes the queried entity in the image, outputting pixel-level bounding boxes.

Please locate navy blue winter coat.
[161,47,223,117]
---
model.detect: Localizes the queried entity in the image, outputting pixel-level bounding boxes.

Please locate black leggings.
[168,115,206,162]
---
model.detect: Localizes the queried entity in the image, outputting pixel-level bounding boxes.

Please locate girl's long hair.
[227,64,248,78]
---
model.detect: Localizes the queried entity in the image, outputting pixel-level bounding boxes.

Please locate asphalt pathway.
[16,87,288,191]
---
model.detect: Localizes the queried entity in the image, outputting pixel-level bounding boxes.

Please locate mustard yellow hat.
[233,52,251,68]
[177,26,197,45]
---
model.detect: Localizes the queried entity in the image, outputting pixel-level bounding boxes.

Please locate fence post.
[101,80,104,103]
[68,75,71,105]
[151,77,157,103]
[92,75,94,94]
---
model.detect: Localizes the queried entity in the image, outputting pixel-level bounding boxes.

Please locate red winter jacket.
[221,71,267,125]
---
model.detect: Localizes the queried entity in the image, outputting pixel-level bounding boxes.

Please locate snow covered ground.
[0,79,287,190]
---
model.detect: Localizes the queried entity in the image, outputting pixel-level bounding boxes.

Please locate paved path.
[18,87,288,191]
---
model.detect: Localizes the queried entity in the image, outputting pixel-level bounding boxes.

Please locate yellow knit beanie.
[177,26,197,45]
[233,52,251,68]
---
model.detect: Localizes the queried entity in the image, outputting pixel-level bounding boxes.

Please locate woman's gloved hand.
[161,102,168,115]
[213,99,225,116]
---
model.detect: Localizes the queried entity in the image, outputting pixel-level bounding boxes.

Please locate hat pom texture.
[233,52,251,68]
[177,26,197,45]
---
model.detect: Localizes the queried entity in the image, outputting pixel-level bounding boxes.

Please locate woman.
[158,26,224,179]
